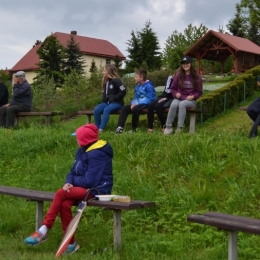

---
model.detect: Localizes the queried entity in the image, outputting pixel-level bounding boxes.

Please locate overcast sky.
[0,0,239,70]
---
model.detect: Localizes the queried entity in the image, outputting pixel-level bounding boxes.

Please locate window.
[106,59,111,64]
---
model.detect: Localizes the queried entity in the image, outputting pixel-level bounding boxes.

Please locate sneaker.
[24,231,47,246]
[98,129,103,133]
[164,127,173,135]
[175,127,183,134]
[62,242,80,255]
[147,129,153,133]
[128,128,136,133]
[115,127,123,134]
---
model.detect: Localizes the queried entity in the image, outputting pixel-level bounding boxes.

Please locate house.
[9,31,126,83]
[185,30,260,74]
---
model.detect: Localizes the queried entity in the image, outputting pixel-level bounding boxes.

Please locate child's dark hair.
[135,69,147,81]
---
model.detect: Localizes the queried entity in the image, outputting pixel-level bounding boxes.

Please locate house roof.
[10,31,126,72]
[185,30,260,62]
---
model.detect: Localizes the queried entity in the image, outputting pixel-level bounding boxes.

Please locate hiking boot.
[62,242,80,255]
[164,127,173,135]
[24,231,47,246]
[115,127,123,134]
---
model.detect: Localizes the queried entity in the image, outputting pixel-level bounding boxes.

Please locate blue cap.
[71,132,76,136]
[257,76,260,82]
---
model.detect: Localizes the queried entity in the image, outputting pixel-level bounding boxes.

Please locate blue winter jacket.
[65,140,113,195]
[131,80,156,105]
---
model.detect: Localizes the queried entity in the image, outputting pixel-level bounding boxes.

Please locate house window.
[106,59,111,64]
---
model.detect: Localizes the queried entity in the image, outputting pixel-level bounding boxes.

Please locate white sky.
[0,0,239,70]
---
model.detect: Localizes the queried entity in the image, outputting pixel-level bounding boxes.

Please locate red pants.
[43,187,92,243]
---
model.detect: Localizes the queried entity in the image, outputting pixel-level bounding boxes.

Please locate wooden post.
[36,201,44,230]
[228,231,238,260]
[113,209,122,251]
[86,115,91,124]
[189,113,196,134]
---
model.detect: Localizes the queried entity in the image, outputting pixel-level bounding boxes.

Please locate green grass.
[1,92,260,259]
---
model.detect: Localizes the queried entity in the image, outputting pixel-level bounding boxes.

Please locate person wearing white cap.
[0,71,32,128]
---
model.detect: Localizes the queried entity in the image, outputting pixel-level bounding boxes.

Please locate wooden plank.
[187,214,260,235]
[16,112,64,116]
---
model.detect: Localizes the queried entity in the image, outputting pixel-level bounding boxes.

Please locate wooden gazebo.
[185,30,260,74]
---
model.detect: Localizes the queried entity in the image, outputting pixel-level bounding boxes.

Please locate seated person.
[0,75,9,107]
[24,124,113,255]
[247,76,260,122]
[94,64,126,132]
[164,56,203,135]
[147,74,175,133]
[115,69,156,133]
[0,71,32,128]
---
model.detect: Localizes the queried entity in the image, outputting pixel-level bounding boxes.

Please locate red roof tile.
[10,32,126,72]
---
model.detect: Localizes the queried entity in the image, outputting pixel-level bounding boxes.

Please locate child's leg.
[132,104,147,129]
[99,103,121,130]
[94,103,107,129]
[165,99,180,127]
[117,105,131,128]
[177,100,196,127]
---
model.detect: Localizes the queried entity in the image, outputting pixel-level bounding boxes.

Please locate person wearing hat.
[246,76,260,122]
[0,75,9,107]
[0,71,32,128]
[164,56,203,135]
[24,124,113,254]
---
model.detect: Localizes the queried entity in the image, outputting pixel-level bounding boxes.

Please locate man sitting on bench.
[0,71,32,128]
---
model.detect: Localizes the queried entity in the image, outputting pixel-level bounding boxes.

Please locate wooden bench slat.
[16,112,64,116]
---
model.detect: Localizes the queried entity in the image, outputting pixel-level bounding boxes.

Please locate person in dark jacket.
[0,75,9,107]
[94,64,126,132]
[247,76,260,122]
[0,71,32,128]
[115,69,156,133]
[24,124,113,254]
[147,74,175,133]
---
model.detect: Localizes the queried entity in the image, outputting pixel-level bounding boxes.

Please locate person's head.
[257,76,260,87]
[73,124,98,147]
[179,56,199,89]
[13,71,26,84]
[134,69,147,84]
[180,56,193,74]
[102,64,119,89]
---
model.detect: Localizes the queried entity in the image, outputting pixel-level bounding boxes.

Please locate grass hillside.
[0,93,260,259]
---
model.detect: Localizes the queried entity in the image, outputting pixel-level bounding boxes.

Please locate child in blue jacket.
[24,124,113,254]
[115,69,156,133]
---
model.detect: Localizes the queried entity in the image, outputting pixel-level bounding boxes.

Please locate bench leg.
[228,231,238,260]
[113,209,122,251]
[86,115,91,124]
[15,116,19,126]
[189,113,196,134]
[36,201,44,230]
[46,116,50,125]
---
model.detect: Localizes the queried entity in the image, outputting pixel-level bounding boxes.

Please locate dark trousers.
[247,97,260,122]
[147,98,170,129]
[117,104,147,129]
[0,105,31,128]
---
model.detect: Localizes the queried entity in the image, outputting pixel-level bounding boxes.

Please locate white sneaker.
[164,127,173,135]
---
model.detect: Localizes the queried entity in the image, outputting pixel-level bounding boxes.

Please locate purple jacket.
[171,73,203,100]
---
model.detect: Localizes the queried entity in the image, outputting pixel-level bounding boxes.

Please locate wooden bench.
[187,211,260,260]
[0,185,155,251]
[78,107,203,134]
[15,111,64,125]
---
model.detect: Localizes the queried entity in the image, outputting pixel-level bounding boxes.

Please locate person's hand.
[63,183,73,193]
[3,103,10,108]
[130,104,136,110]
[176,93,181,99]
[158,98,166,103]
[186,95,194,101]
[13,77,19,84]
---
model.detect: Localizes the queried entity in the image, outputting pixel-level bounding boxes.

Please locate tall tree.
[163,24,208,70]
[113,55,122,69]
[33,40,42,48]
[34,34,65,88]
[63,35,86,75]
[125,21,161,72]
[227,0,260,45]
[89,59,97,73]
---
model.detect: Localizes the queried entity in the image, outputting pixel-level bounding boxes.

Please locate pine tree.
[113,55,122,69]
[34,34,65,88]
[125,21,161,72]
[64,35,86,75]
[89,59,97,73]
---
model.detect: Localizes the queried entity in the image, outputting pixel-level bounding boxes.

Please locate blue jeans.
[94,102,122,130]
